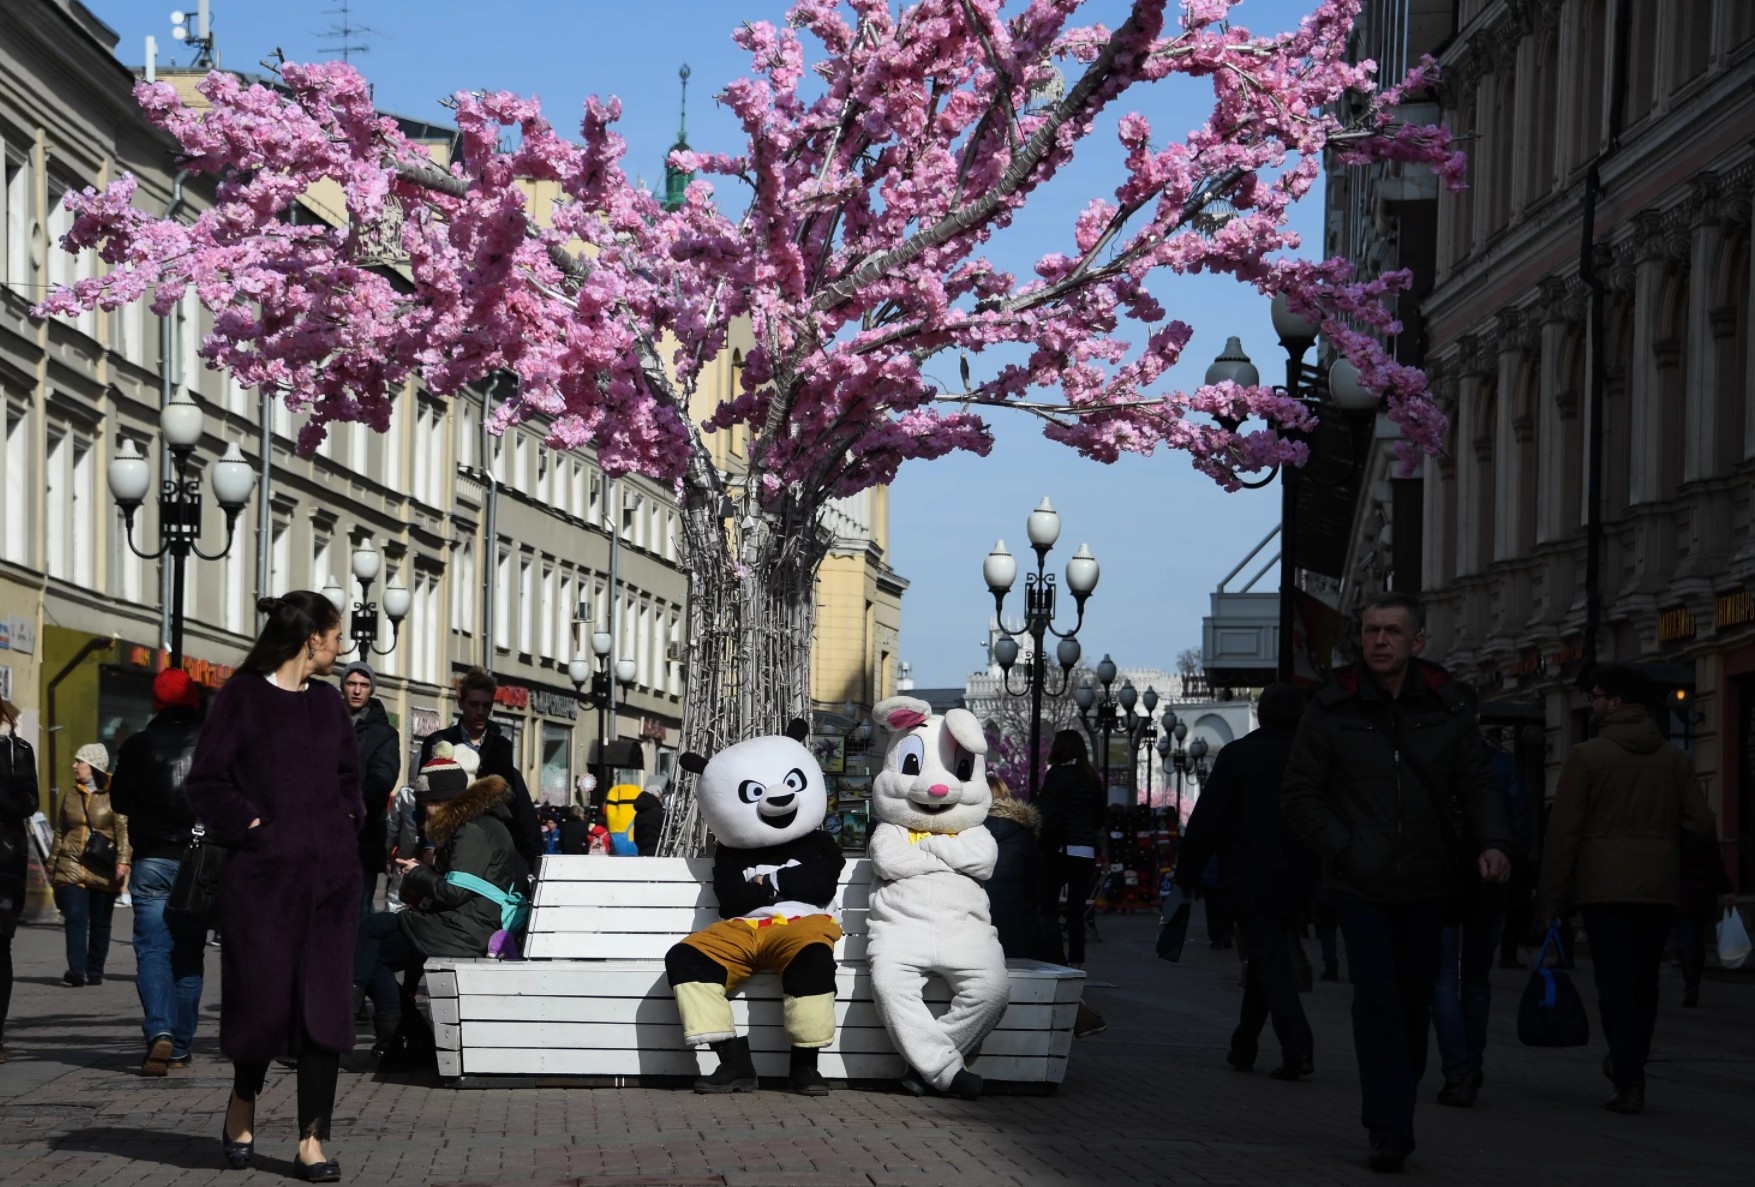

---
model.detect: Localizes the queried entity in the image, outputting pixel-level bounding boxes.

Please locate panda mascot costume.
[866,695,1009,1100]
[664,719,846,1096]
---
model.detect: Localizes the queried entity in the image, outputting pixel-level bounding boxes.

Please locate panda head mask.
[679,719,828,849]
[870,696,991,835]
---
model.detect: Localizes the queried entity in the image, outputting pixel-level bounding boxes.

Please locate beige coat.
[48,781,131,893]
[1539,705,1715,918]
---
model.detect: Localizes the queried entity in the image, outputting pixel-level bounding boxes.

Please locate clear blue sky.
[86,0,1334,688]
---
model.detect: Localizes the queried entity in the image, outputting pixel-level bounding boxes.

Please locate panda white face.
[694,732,828,849]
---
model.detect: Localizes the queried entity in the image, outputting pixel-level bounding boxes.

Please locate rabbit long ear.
[944,708,987,754]
[872,696,932,733]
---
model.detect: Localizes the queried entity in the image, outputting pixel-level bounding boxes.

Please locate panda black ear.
[680,752,710,775]
[784,718,809,742]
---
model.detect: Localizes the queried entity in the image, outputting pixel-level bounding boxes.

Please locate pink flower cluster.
[32,0,1461,499]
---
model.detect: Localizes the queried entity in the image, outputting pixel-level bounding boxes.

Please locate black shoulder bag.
[168,824,226,929]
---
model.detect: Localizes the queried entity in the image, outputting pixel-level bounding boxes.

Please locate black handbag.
[1155,885,1193,962]
[1517,925,1590,1047]
[80,828,119,876]
[168,824,226,928]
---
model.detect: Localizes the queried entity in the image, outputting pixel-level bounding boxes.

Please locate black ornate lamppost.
[569,630,636,805]
[321,542,411,656]
[107,391,256,668]
[1073,655,1125,793]
[984,498,1100,799]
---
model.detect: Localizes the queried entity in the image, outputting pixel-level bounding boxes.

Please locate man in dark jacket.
[342,662,401,917]
[1281,593,1511,1174]
[107,669,207,1075]
[1177,683,1317,1081]
[633,781,668,856]
[419,667,543,878]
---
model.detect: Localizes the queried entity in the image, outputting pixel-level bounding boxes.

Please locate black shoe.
[1604,1084,1645,1114]
[1367,1132,1415,1173]
[899,1066,933,1096]
[86,974,104,986]
[1225,1047,1255,1072]
[294,1156,343,1182]
[1436,1075,1480,1107]
[694,1036,758,1094]
[788,1046,830,1097]
[141,1034,174,1078]
[221,1094,254,1170]
[945,1068,983,1101]
[1269,1056,1314,1081]
[62,970,86,988]
[1073,1002,1107,1038]
[1682,988,1700,1008]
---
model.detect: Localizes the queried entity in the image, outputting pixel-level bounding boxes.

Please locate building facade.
[1325,0,1755,887]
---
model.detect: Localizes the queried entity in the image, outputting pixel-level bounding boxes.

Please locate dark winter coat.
[1,731,39,935]
[419,722,543,875]
[1176,724,1318,918]
[984,798,1058,961]
[185,674,364,1061]
[1281,659,1512,907]
[632,791,666,856]
[108,706,202,864]
[712,831,845,919]
[398,775,529,957]
[1539,705,1717,918]
[1037,762,1107,853]
[352,698,401,878]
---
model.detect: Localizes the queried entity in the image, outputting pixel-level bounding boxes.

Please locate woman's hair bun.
[256,595,283,614]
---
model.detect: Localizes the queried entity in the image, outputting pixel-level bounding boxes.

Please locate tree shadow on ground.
[53,1125,299,1177]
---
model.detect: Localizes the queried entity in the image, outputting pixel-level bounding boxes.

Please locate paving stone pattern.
[2,907,1751,1185]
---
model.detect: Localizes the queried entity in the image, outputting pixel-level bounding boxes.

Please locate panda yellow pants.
[664,915,842,1049]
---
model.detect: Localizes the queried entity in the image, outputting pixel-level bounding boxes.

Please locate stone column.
[1453,339,1487,576]
[1492,310,1529,561]
[1683,174,1725,483]
[1536,277,1578,544]
[1627,210,1672,506]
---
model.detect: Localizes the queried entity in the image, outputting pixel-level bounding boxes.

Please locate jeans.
[129,857,207,1056]
[1234,912,1313,1063]
[354,911,425,1016]
[54,885,118,979]
[1334,895,1445,1138]
[1431,883,1507,1082]
[1581,903,1675,1091]
[1041,853,1096,965]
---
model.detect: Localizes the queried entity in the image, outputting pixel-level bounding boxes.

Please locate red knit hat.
[152,669,200,713]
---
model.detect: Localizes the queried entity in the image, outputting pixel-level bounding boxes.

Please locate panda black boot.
[695,1036,759,1094]
[788,1045,831,1097]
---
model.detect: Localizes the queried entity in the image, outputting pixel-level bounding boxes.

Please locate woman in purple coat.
[186,592,363,1183]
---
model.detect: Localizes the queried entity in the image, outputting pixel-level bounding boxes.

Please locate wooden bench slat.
[524,905,870,936]
[536,855,872,886]
[526,932,872,961]
[455,1019,1069,1058]
[434,961,1084,1004]
[533,881,873,910]
[456,1046,1067,1083]
[451,993,1077,1032]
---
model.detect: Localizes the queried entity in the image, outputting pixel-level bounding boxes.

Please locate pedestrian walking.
[1036,730,1106,969]
[1176,683,1317,1080]
[1539,665,1720,1115]
[419,668,542,877]
[1675,829,1734,1008]
[1430,731,1532,1107]
[48,742,129,988]
[1,697,40,1064]
[1281,592,1511,1174]
[107,669,207,1075]
[185,592,364,1181]
[340,662,401,917]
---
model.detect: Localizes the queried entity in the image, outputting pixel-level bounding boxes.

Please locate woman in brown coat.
[48,742,129,987]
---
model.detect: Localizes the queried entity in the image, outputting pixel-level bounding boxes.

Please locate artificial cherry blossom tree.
[36,0,1463,850]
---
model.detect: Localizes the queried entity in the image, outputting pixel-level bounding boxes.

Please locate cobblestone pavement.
[2,905,1751,1186]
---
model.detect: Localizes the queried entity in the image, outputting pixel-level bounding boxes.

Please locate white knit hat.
[74,743,110,773]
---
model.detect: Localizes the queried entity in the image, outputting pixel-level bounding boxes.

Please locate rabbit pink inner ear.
[886,709,928,731]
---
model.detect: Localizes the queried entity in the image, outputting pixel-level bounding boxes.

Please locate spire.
[662,64,693,212]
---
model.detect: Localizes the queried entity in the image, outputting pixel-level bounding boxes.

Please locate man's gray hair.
[1361,591,1425,634]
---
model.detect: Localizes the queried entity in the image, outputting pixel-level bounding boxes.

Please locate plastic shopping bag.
[1718,907,1751,970]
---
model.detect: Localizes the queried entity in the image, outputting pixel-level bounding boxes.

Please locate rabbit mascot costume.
[664,719,846,1096]
[867,695,1009,1100]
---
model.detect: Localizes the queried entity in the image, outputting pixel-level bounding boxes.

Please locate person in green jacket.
[1540,664,1719,1116]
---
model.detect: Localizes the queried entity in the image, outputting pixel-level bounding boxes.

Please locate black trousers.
[234,1039,343,1141]
[1581,903,1675,1091]
[1233,912,1313,1063]
[1334,896,1445,1139]
[1041,852,1096,964]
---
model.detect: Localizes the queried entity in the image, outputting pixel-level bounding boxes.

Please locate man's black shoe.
[945,1068,983,1101]
[1436,1075,1480,1107]
[787,1045,830,1097]
[1268,1056,1314,1081]
[1225,1047,1255,1072]
[1367,1132,1415,1173]
[694,1036,758,1094]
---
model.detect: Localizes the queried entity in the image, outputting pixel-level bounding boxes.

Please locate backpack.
[442,870,532,959]
[601,784,643,855]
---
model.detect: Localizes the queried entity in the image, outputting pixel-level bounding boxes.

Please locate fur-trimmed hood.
[424,775,511,847]
[986,797,1040,834]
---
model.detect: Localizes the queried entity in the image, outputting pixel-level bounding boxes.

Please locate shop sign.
[1657,605,1697,645]
[640,716,669,741]
[8,617,32,654]
[0,620,8,649]
[492,684,530,710]
[530,689,578,721]
[411,707,443,739]
[0,664,10,701]
[1716,588,1755,631]
[1509,649,1542,678]
[123,645,234,690]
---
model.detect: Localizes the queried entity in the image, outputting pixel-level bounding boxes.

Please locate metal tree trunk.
[655,498,826,855]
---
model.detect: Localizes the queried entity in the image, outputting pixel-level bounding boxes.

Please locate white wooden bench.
[425,855,1086,1091]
